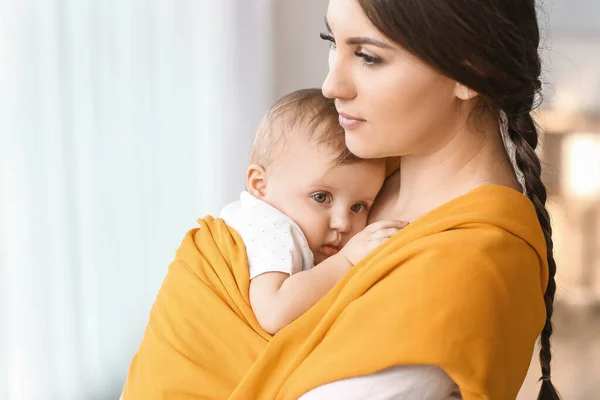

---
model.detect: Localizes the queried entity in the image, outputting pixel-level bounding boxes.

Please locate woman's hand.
[340,220,408,265]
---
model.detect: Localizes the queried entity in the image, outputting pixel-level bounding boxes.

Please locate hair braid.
[505,108,560,400]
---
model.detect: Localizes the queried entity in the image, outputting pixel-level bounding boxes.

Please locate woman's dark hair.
[356,0,559,398]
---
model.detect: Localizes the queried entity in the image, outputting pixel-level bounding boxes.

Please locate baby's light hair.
[250,88,361,167]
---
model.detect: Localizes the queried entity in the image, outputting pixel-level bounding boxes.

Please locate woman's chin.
[345,132,386,159]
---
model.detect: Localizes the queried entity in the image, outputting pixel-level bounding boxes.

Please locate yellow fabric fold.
[123,184,548,400]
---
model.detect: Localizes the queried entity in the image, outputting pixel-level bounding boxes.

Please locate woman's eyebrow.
[346,37,393,49]
[324,17,393,49]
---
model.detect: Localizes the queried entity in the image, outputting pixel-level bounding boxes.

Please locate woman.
[123,0,559,399]
[306,0,559,398]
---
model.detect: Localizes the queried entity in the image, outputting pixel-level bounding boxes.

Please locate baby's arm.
[250,253,352,334]
[250,220,407,335]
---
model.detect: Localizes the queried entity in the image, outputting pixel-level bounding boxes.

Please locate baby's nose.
[330,213,352,233]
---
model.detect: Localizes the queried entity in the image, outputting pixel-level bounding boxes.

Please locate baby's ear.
[246,164,268,198]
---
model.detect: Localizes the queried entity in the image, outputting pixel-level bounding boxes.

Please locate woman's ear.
[246,164,268,198]
[454,82,478,101]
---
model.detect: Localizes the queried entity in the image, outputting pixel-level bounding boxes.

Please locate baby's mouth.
[320,244,340,257]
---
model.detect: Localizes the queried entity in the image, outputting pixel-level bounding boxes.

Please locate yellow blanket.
[123,185,548,400]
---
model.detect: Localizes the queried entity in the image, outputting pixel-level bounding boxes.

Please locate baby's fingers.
[366,219,409,232]
[370,227,402,240]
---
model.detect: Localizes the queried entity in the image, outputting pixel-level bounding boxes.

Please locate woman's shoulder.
[373,183,549,298]
[414,184,545,247]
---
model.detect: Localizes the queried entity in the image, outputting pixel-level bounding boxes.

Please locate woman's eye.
[351,203,367,213]
[319,32,336,49]
[354,51,382,65]
[312,193,330,204]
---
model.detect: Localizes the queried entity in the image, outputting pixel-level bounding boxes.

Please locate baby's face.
[261,131,385,264]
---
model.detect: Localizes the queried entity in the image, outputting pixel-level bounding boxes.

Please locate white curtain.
[0,1,274,399]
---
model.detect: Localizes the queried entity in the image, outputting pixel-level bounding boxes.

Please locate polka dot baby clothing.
[220,191,314,279]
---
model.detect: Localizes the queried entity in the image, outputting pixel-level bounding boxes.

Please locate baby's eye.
[312,192,331,204]
[351,203,367,213]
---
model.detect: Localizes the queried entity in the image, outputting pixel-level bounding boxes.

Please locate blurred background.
[0,1,598,399]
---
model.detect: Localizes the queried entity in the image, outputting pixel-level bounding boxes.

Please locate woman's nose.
[322,52,356,101]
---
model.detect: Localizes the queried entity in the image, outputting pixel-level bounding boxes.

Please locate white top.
[299,365,462,400]
[220,191,314,279]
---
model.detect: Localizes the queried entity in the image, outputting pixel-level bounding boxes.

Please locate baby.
[220,89,405,334]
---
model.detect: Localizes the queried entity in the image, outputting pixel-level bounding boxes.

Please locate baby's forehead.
[270,125,335,160]
[297,158,385,194]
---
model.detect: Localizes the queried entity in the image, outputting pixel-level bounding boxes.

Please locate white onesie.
[220,191,314,279]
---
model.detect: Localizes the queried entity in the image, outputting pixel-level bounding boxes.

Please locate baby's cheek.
[312,252,326,265]
[351,221,368,239]
[302,234,322,259]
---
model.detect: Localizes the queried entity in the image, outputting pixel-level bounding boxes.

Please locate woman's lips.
[338,112,365,130]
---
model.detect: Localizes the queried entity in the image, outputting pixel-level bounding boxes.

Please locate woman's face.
[322,0,466,159]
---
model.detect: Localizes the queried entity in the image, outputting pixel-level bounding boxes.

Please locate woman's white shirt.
[298,365,462,400]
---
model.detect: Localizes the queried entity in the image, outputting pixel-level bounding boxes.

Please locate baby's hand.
[340,220,408,265]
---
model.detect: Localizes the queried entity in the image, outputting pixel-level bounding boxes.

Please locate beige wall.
[274,0,329,97]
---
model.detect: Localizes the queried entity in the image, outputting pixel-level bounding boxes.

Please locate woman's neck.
[389,120,519,222]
